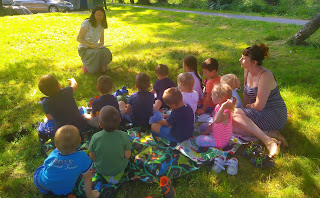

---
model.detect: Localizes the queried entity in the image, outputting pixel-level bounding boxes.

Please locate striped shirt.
[212,104,232,148]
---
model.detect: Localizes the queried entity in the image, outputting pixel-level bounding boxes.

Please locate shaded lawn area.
[0,5,319,198]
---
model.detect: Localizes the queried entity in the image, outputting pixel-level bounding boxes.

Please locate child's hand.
[67,78,76,84]
[68,78,78,93]
[222,99,234,109]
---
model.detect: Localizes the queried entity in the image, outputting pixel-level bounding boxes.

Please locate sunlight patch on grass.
[1,6,320,197]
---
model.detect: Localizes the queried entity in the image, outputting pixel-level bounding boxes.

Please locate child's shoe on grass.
[211,156,226,173]
[160,176,176,198]
[226,157,238,175]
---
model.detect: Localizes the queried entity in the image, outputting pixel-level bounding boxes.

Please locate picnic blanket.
[38,116,253,198]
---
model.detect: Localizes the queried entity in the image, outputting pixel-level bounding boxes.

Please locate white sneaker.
[226,157,238,175]
[211,156,226,173]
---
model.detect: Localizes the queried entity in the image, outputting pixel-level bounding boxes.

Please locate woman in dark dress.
[233,44,287,157]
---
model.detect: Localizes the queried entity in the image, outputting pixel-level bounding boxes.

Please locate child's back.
[151,64,175,109]
[168,104,194,142]
[89,129,131,176]
[39,75,86,131]
[91,75,119,115]
[37,147,92,194]
[34,125,98,197]
[89,106,132,179]
[150,88,194,143]
[153,77,175,108]
[129,73,154,127]
[128,90,154,127]
[92,94,119,115]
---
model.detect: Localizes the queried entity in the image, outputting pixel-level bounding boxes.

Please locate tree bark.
[286,12,320,45]
[103,0,107,10]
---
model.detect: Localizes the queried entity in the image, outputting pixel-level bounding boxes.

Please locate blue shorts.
[156,126,179,143]
[33,165,49,194]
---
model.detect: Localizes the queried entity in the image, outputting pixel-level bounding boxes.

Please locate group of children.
[34,55,243,197]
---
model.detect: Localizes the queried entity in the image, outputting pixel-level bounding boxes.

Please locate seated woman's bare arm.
[77,27,97,49]
[249,71,276,111]
[98,31,104,46]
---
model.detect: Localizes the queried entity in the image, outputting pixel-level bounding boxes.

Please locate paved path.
[113,3,308,25]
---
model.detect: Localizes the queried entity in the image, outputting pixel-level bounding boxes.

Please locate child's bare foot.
[266,138,281,158]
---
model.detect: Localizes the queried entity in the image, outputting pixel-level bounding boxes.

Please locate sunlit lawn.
[0,4,319,198]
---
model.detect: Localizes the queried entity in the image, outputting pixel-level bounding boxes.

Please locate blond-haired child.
[33,125,99,198]
[177,72,199,116]
[220,74,243,108]
[196,84,236,148]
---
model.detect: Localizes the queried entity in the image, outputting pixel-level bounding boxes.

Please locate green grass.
[117,0,320,19]
[1,5,320,198]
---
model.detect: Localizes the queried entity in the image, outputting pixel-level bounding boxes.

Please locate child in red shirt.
[196,58,221,115]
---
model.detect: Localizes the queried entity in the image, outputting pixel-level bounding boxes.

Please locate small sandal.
[251,155,275,168]
[211,156,226,173]
[242,144,263,158]
[226,157,238,175]
[267,138,281,158]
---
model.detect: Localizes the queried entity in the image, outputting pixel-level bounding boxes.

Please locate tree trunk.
[103,0,107,10]
[286,12,320,45]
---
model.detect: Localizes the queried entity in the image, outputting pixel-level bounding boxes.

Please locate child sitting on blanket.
[119,73,155,128]
[150,64,175,109]
[177,72,199,116]
[183,55,203,101]
[196,83,237,149]
[84,75,119,128]
[89,106,132,184]
[220,74,243,108]
[196,58,221,115]
[38,75,86,132]
[33,125,99,198]
[151,87,194,143]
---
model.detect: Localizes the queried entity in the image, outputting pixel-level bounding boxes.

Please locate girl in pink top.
[195,83,236,148]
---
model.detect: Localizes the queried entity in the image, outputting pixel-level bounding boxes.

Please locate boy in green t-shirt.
[89,106,132,184]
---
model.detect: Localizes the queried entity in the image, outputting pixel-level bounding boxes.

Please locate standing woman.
[77,6,112,74]
[232,44,287,158]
